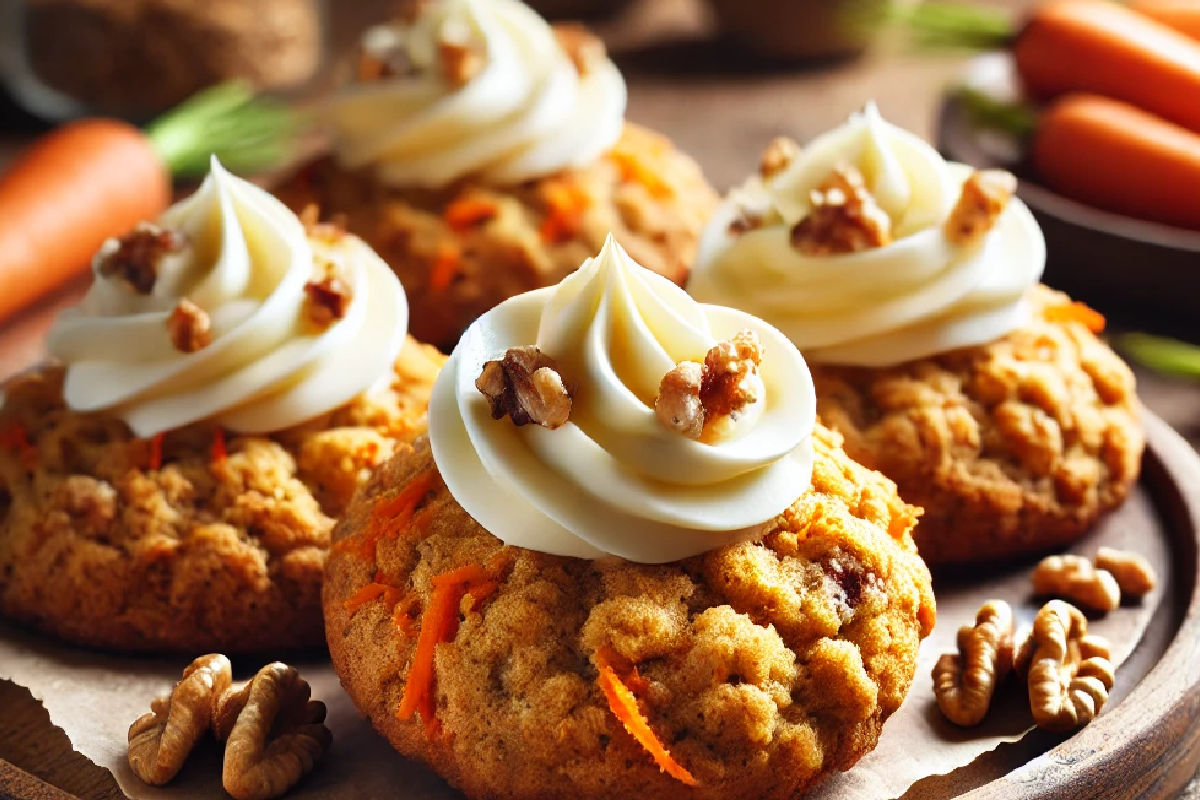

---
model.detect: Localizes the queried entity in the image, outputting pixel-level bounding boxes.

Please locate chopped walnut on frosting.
[167,298,212,353]
[438,19,483,87]
[759,136,799,180]
[945,170,1016,248]
[655,329,763,441]
[790,165,892,256]
[304,261,352,329]
[98,222,187,295]
[477,346,574,429]
[553,24,605,77]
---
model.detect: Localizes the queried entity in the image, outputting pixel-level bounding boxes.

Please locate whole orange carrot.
[1128,0,1200,42]
[1014,0,1200,134]
[0,82,295,323]
[1032,93,1200,231]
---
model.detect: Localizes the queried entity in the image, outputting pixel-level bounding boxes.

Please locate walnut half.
[1031,554,1121,612]
[932,600,1015,726]
[477,346,573,429]
[215,662,331,800]
[1018,600,1115,732]
[655,329,763,442]
[98,222,187,295]
[127,654,232,785]
[790,165,892,256]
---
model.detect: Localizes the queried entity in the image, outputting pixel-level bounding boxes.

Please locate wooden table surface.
[2,0,1199,798]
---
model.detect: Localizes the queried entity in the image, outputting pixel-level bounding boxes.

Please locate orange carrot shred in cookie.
[148,433,164,471]
[398,573,469,725]
[0,423,36,469]
[1043,301,1106,333]
[608,147,673,199]
[398,562,504,729]
[595,650,698,787]
[211,428,227,464]
[444,197,498,232]
[343,583,388,613]
[539,181,591,244]
[428,243,462,293]
[354,470,439,559]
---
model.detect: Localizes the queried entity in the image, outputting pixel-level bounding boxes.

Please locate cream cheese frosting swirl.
[429,235,815,563]
[325,0,627,187]
[46,157,409,438]
[689,102,1046,367]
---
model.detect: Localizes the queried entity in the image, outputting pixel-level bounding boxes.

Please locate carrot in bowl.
[1013,0,1200,135]
[1127,0,1200,42]
[1031,93,1200,232]
[0,82,296,323]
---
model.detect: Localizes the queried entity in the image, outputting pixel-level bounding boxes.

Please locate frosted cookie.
[324,236,934,800]
[0,160,445,653]
[275,0,716,350]
[689,103,1143,566]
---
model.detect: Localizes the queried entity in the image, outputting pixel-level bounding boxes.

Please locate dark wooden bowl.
[937,91,1200,340]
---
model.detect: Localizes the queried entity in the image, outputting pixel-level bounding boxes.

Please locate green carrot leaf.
[1119,333,1200,380]
[144,81,299,179]
[889,0,1016,51]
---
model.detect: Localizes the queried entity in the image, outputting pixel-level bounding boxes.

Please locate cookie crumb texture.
[814,287,1144,566]
[0,338,444,653]
[276,123,717,350]
[324,427,934,800]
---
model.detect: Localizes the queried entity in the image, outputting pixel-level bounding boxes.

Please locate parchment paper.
[0,487,1169,800]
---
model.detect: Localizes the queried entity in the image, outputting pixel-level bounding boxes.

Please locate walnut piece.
[655,360,705,439]
[304,266,352,329]
[932,600,1015,726]
[790,165,892,256]
[944,169,1016,248]
[216,662,331,800]
[1031,554,1121,612]
[167,298,213,353]
[98,222,187,295]
[553,23,605,77]
[438,20,483,87]
[1019,600,1115,732]
[477,346,573,429]
[654,330,763,441]
[759,136,799,180]
[1094,547,1157,598]
[127,654,232,785]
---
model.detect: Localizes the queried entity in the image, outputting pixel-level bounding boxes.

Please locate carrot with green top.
[0,82,296,323]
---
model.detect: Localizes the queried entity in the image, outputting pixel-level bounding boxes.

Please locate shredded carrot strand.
[1043,301,1106,333]
[431,564,490,587]
[397,576,467,724]
[397,561,505,729]
[0,424,36,469]
[595,651,697,786]
[428,243,462,293]
[608,148,673,199]
[343,583,388,613]
[443,197,498,232]
[211,428,227,464]
[354,470,439,560]
[148,433,164,471]
[538,181,591,244]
